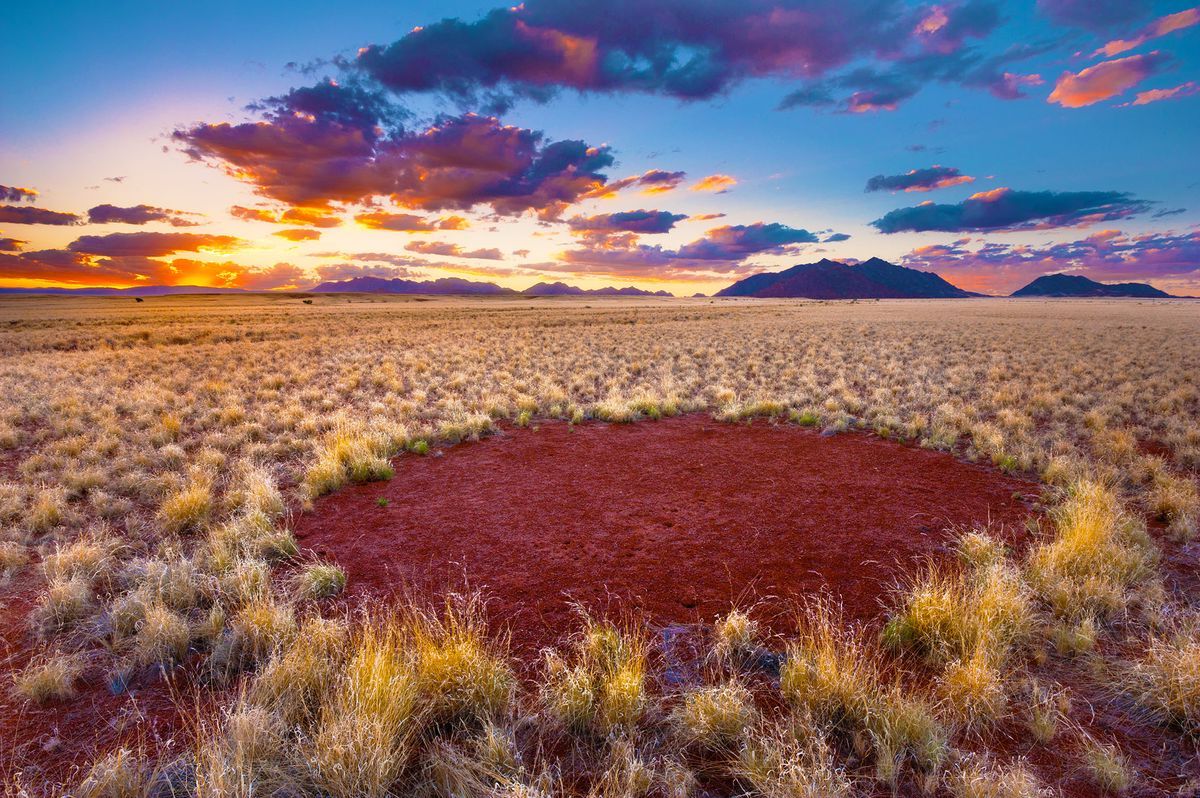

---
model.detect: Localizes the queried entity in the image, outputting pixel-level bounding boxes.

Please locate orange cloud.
[354,212,467,232]
[273,228,322,241]
[1048,52,1170,108]
[1095,7,1199,57]
[1124,81,1199,106]
[690,174,737,193]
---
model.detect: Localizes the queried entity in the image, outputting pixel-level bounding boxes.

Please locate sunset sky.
[2,0,1198,296]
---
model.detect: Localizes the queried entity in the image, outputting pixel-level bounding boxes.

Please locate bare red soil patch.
[296,415,1037,654]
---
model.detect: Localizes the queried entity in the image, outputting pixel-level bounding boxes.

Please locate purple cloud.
[0,186,38,203]
[872,187,1152,232]
[0,205,81,225]
[865,165,975,193]
[87,204,199,227]
[67,231,244,257]
[568,209,687,234]
[175,84,614,220]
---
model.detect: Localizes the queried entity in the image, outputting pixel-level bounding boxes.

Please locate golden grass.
[307,621,422,797]
[0,297,1194,796]
[1026,481,1159,623]
[672,681,757,752]
[542,616,649,736]
[882,560,1034,665]
[780,597,882,730]
[1125,614,1200,731]
[11,651,84,704]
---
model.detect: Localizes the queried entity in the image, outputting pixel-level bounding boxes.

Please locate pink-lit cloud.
[1048,51,1171,108]
[1095,7,1200,57]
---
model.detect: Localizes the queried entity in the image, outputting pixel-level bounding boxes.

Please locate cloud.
[902,228,1200,294]
[0,186,38,203]
[230,206,279,223]
[311,261,425,282]
[872,187,1152,232]
[675,222,819,259]
[690,174,737,193]
[175,84,614,220]
[229,205,343,226]
[0,236,26,251]
[351,0,944,103]
[273,228,322,241]
[823,232,852,242]
[1123,81,1199,106]
[237,262,310,290]
[567,209,687,234]
[865,165,975,193]
[87,204,199,227]
[1048,51,1171,108]
[354,211,468,232]
[404,241,504,259]
[1036,0,1148,31]
[0,249,283,289]
[552,221,818,279]
[67,231,245,257]
[1096,7,1200,57]
[588,169,690,198]
[0,205,81,225]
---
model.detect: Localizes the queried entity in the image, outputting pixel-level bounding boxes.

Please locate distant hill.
[311,276,518,295]
[522,281,672,297]
[1010,273,1174,298]
[716,257,975,299]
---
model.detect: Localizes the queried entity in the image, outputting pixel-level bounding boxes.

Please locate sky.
[1,0,1198,296]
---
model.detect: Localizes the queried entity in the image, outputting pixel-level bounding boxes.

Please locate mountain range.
[716,257,977,298]
[1009,273,1175,298]
[0,263,1182,300]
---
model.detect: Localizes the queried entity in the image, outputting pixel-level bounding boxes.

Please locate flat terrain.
[0,295,1197,796]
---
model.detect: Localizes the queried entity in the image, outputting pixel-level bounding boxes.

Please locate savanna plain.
[0,294,1198,798]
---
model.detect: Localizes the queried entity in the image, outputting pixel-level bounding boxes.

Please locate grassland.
[0,294,1197,796]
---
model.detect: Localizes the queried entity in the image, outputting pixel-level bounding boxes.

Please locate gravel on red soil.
[295,415,1038,654]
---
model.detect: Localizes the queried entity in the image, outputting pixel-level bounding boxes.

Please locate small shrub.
[13,651,84,704]
[673,682,757,752]
[1081,736,1131,794]
[294,561,347,600]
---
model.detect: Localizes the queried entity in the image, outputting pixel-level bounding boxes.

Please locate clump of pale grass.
[293,560,347,600]
[31,574,94,635]
[210,594,297,678]
[1025,480,1158,623]
[0,540,28,578]
[75,745,166,798]
[542,615,649,736]
[712,608,759,665]
[882,560,1033,666]
[12,650,84,704]
[734,716,852,798]
[411,593,515,726]
[1124,613,1200,731]
[157,470,214,535]
[945,755,1049,798]
[250,615,348,729]
[1080,735,1132,794]
[193,702,293,798]
[307,621,422,797]
[672,681,757,752]
[131,601,191,669]
[780,597,881,731]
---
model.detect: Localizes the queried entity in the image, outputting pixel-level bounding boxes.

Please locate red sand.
[295,416,1037,652]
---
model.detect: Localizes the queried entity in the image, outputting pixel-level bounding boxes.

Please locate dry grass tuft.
[1124,613,1200,731]
[12,651,84,704]
[1026,481,1158,623]
[672,681,757,752]
[542,616,649,736]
